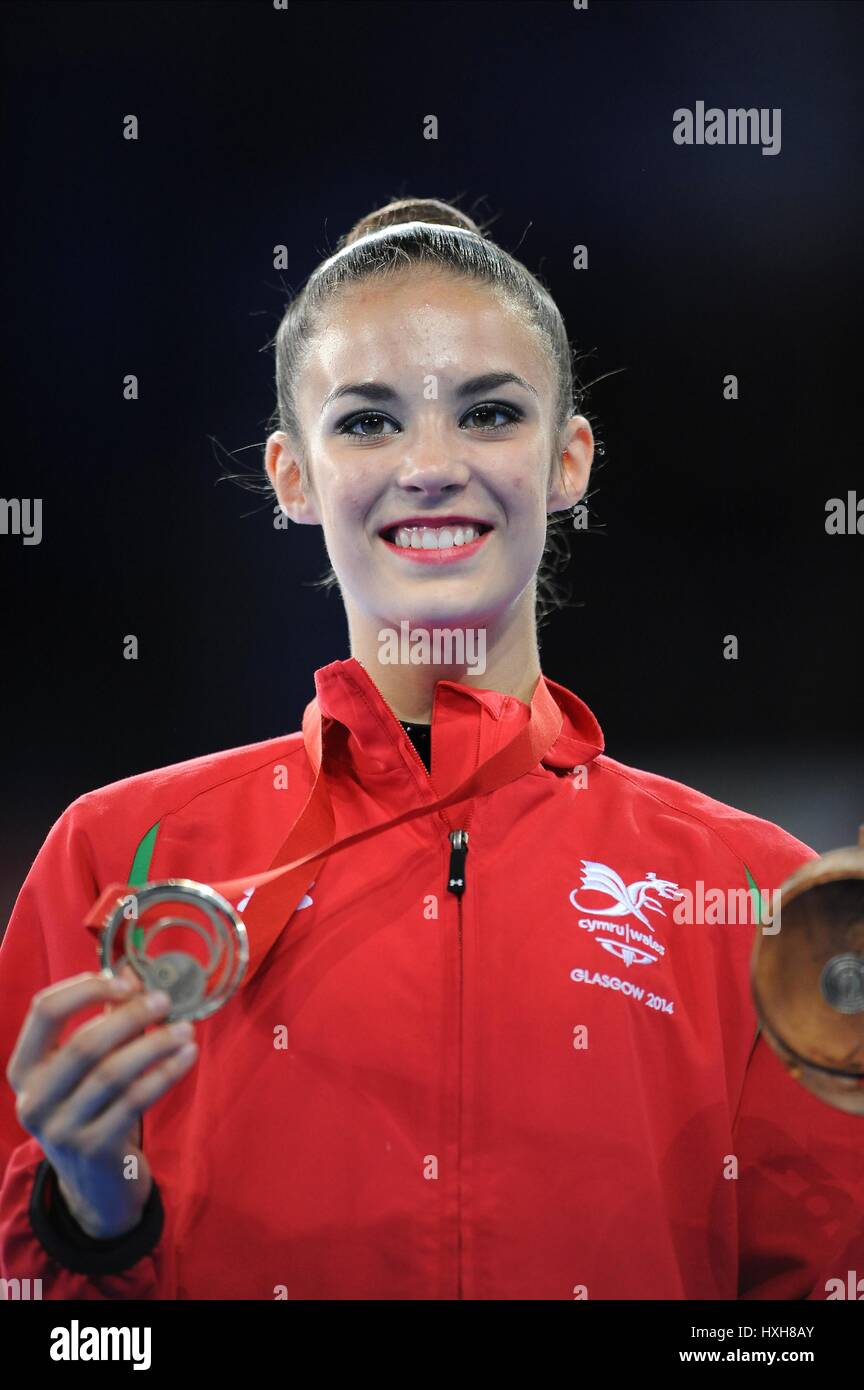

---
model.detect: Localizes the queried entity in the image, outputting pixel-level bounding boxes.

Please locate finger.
[100,963,146,1014]
[65,1019,196,1127]
[7,971,140,1087]
[16,989,173,1129]
[80,1040,199,1151]
[116,962,145,990]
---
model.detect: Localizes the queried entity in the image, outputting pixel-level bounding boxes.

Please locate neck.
[345,594,542,723]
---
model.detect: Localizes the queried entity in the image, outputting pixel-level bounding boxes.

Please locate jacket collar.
[309,657,604,789]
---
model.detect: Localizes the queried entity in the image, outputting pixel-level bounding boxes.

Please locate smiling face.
[266,269,593,638]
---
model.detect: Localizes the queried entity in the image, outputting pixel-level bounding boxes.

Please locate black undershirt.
[399,720,432,772]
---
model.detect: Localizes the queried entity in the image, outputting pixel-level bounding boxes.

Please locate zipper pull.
[447,829,469,897]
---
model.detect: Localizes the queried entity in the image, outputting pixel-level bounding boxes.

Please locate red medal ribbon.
[84,676,566,988]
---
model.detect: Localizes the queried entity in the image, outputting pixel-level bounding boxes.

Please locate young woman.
[1,199,862,1302]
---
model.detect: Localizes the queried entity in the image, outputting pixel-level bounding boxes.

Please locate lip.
[379,525,492,566]
[377,515,493,535]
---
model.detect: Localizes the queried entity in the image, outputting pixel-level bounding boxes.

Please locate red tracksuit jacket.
[1,657,863,1300]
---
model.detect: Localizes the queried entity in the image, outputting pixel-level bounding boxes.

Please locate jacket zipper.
[446,828,469,1299]
[395,721,473,1300]
[447,829,469,898]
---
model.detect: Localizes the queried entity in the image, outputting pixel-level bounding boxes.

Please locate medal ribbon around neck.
[84,680,565,1016]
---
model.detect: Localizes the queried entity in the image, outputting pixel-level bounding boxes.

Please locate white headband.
[317,220,483,274]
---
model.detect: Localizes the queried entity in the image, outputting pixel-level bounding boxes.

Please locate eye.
[334,401,525,439]
[461,402,524,431]
[337,412,398,438]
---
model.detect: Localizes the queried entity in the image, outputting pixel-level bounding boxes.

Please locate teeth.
[391,525,481,550]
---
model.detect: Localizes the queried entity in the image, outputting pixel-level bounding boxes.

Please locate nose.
[394,428,472,497]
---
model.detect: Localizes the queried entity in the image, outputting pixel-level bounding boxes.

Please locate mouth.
[377,516,494,565]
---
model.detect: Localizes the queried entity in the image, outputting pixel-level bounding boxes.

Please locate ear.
[546,415,594,514]
[264,431,322,525]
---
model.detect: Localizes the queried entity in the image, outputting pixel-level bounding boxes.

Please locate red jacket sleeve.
[0,799,168,1299]
[732,826,864,1300]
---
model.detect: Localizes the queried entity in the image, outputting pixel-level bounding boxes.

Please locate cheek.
[505,469,550,516]
[313,463,373,526]
[504,447,552,499]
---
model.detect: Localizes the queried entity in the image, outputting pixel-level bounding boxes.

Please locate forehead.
[300,271,551,398]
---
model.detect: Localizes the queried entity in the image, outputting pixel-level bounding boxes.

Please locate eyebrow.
[320,371,538,414]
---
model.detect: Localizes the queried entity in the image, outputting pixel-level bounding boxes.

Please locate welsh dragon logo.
[569,860,683,927]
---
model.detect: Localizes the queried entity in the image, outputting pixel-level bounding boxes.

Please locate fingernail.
[145,991,171,1013]
[108,976,133,993]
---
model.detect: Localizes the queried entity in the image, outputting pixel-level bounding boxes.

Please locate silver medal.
[100,879,249,1022]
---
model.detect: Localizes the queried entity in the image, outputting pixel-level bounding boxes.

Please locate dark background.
[2,0,862,926]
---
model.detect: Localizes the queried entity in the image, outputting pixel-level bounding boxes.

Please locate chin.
[379,592,504,632]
